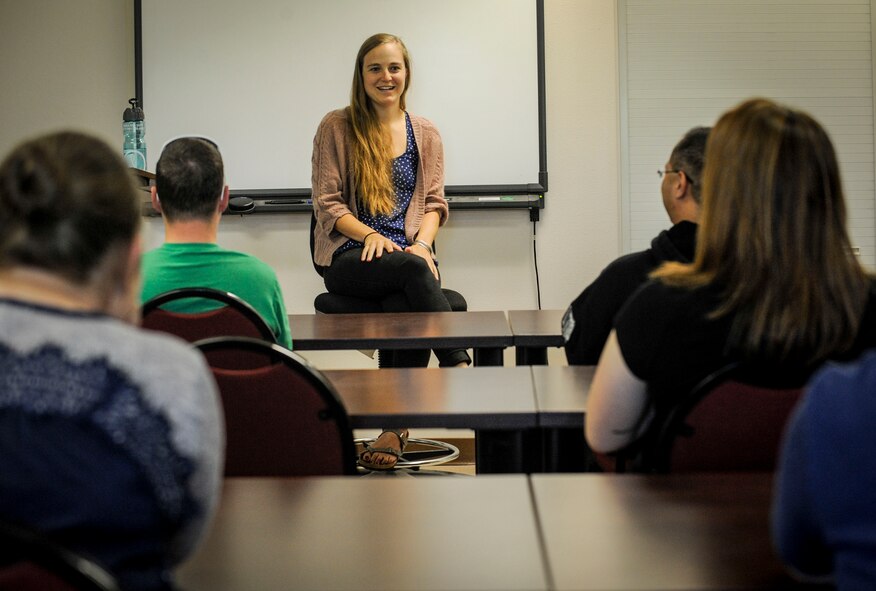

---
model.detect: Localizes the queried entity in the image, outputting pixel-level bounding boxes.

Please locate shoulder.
[316,109,350,136]
[614,280,714,350]
[409,113,441,138]
[598,250,655,286]
[409,113,437,129]
[210,247,280,280]
[621,279,700,317]
[141,244,169,265]
[320,108,349,125]
[111,321,213,389]
[809,350,876,411]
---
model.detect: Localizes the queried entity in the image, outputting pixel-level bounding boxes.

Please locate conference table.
[316,365,595,473]
[532,472,807,590]
[323,366,543,473]
[176,475,547,591]
[507,309,565,365]
[177,473,807,591]
[289,311,513,366]
[532,365,595,471]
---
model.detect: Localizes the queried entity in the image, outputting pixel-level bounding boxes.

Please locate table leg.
[473,347,504,366]
[515,346,548,366]
[474,428,541,473]
[539,427,598,472]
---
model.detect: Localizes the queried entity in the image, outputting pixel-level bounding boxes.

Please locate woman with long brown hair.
[586,97,876,455]
[311,34,470,470]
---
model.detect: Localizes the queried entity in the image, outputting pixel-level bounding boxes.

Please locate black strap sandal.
[358,429,409,471]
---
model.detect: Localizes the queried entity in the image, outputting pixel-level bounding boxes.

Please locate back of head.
[669,126,710,202]
[657,98,869,364]
[155,137,224,222]
[701,98,853,287]
[0,131,139,284]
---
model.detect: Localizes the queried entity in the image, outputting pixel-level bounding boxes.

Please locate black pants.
[323,248,471,367]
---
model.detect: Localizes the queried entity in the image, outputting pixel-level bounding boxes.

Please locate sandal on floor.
[358,429,409,471]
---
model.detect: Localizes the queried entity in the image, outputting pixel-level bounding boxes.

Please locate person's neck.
[0,267,102,313]
[669,202,700,226]
[373,104,405,126]
[163,217,219,244]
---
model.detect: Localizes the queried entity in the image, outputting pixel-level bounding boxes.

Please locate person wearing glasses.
[562,127,709,365]
[0,131,223,590]
[585,98,876,458]
[142,137,293,349]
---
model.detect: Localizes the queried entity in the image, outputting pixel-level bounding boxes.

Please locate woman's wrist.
[363,230,379,242]
[414,239,433,254]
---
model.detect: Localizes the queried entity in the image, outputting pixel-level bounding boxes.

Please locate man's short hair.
[669,126,710,203]
[155,137,224,221]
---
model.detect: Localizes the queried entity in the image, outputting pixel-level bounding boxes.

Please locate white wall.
[0,0,134,157]
[2,0,621,321]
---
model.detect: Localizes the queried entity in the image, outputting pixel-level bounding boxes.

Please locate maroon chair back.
[142,287,276,343]
[194,337,358,477]
[142,288,278,368]
[651,367,804,473]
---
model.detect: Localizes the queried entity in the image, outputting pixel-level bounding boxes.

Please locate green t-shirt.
[141,243,293,349]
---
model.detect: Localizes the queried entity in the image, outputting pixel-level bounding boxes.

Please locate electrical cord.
[531,210,542,310]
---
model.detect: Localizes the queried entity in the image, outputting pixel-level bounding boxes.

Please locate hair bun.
[1,148,62,220]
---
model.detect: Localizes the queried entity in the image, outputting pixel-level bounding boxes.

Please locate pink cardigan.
[310,108,450,267]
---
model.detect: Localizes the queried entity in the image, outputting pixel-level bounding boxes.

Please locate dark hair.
[0,131,139,284]
[669,126,710,203]
[155,137,224,221]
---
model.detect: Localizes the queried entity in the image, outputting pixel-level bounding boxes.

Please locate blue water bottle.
[123,98,147,169]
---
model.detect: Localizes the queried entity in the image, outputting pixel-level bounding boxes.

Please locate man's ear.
[150,186,163,214]
[675,171,690,199]
[218,186,230,214]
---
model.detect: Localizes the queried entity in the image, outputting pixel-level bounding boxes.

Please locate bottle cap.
[123,98,144,122]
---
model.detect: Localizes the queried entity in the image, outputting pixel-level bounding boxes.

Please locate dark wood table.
[324,366,537,430]
[532,365,594,428]
[289,311,513,366]
[508,309,565,365]
[177,473,809,591]
[531,472,805,590]
[176,475,549,591]
[323,366,542,473]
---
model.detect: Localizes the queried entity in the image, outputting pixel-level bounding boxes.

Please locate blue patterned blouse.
[335,111,418,256]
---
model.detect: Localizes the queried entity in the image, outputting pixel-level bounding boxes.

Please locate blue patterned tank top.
[335,112,418,256]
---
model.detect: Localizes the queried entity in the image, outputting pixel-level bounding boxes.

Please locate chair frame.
[644,363,805,473]
[194,336,359,476]
[142,287,277,343]
[0,520,120,591]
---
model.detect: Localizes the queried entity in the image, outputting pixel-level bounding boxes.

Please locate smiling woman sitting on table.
[585,97,876,459]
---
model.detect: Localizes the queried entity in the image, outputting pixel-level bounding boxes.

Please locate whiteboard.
[139,0,545,194]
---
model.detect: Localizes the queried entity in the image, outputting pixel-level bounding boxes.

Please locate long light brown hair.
[347,33,411,216]
[653,98,870,363]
